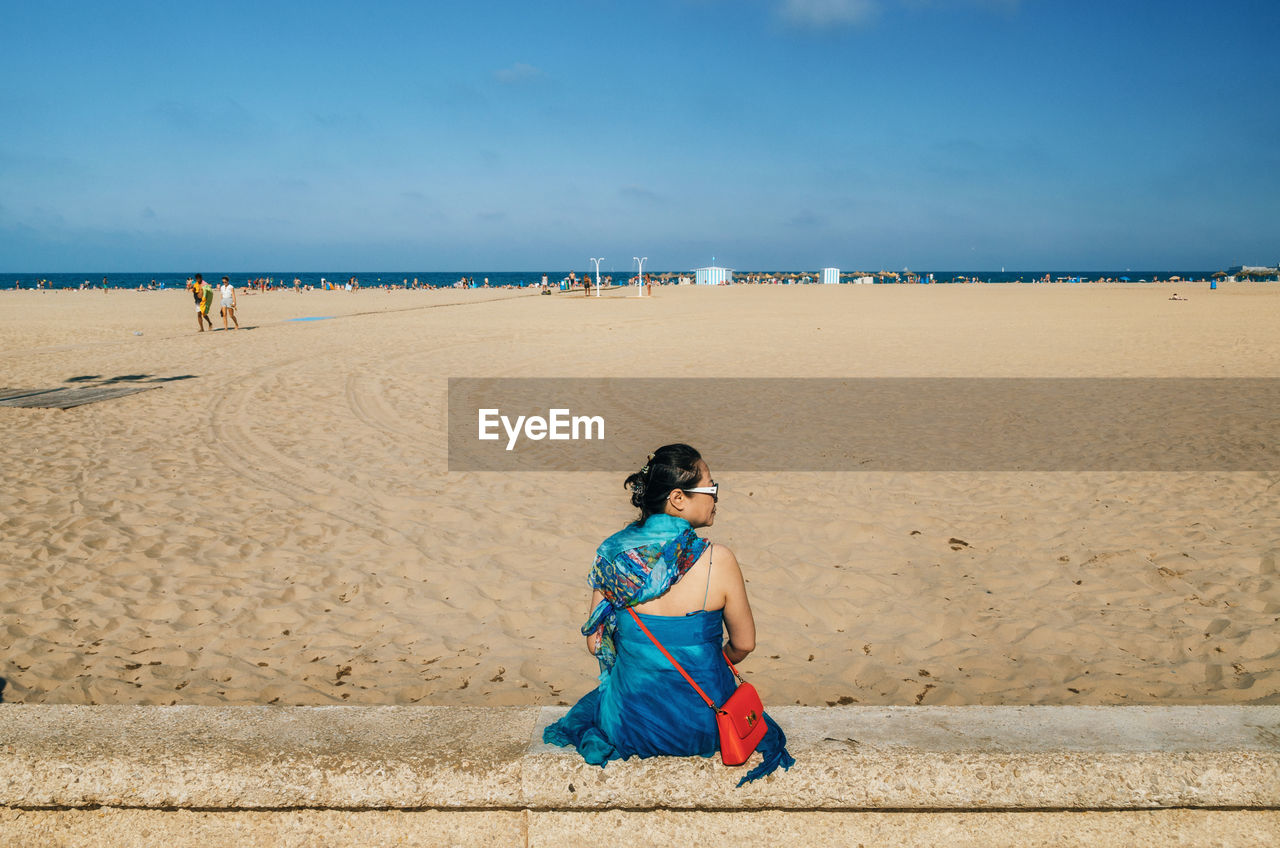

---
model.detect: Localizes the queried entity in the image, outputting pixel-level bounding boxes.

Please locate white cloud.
[779,0,878,27]
[899,0,1020,10]
[493,63,545,85]
[780,0,1021,27]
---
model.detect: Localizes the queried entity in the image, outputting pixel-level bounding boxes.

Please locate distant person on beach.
[1169,292,1187,301]
[192,274,214,332]
[543,443,793,784]
[219,276,239,330]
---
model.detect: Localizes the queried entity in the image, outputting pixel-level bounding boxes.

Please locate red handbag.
[627,608,768,766]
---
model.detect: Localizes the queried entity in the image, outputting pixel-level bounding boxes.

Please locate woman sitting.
[543,443,794,785]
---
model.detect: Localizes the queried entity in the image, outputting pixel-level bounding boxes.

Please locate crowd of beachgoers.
[5,276,523,293]
[7,271,1262,293]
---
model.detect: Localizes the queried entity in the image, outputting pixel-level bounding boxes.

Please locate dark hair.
[623,443,703,523]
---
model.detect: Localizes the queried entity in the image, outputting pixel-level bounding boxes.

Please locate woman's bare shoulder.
[708,544,743,583]
[710,542,739,566]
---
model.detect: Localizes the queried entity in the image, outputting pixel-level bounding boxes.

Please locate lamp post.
[634,256,647,297]
[590,257,604,297]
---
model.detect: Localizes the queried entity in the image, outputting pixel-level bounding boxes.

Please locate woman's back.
[633,543,756,662]
[632,546,718,616]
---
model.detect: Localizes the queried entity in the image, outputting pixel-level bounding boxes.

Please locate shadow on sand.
[64,374,198,385]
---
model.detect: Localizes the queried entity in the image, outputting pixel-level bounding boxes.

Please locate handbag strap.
[626,607,740,713]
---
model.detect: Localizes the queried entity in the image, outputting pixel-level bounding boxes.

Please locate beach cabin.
[821,267,840,285]
[694,266,733,285]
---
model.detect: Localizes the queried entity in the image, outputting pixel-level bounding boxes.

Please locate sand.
[1,282,1277,708]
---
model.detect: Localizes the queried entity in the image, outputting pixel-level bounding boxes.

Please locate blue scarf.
[582,513,709,676]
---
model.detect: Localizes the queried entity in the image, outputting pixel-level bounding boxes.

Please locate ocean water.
[0,270,1224,291]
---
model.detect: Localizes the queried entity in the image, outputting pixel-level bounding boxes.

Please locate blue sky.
[2,0,1277,272]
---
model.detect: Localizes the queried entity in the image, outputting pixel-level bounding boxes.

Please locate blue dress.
[544,608,793,784]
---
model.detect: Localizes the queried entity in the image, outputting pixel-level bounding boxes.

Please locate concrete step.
[2,705,1277,846]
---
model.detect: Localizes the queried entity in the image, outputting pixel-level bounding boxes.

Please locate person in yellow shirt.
[192,274,214,332]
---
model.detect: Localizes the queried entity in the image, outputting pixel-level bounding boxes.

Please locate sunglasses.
[680,482,718,502]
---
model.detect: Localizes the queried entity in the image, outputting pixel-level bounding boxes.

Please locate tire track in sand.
[208,336,581,555]
[208,353,442,557]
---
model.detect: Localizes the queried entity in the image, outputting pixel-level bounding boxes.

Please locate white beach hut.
[821,267,840,285]
[695,266,733,285]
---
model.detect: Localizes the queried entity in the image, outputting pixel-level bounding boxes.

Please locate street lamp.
[634,256,647,297]
[590,257,604,297]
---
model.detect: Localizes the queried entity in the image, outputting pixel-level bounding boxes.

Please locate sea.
[0,270,1222,291]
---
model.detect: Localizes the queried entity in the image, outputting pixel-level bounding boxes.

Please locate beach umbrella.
[1119,276,1131,281]
[1212,271,1227,278]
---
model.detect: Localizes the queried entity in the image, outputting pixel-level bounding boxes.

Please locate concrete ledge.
[4,809,1279,848]
[3,706,1278,845]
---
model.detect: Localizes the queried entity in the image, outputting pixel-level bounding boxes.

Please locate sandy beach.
[1,282,1277,708]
